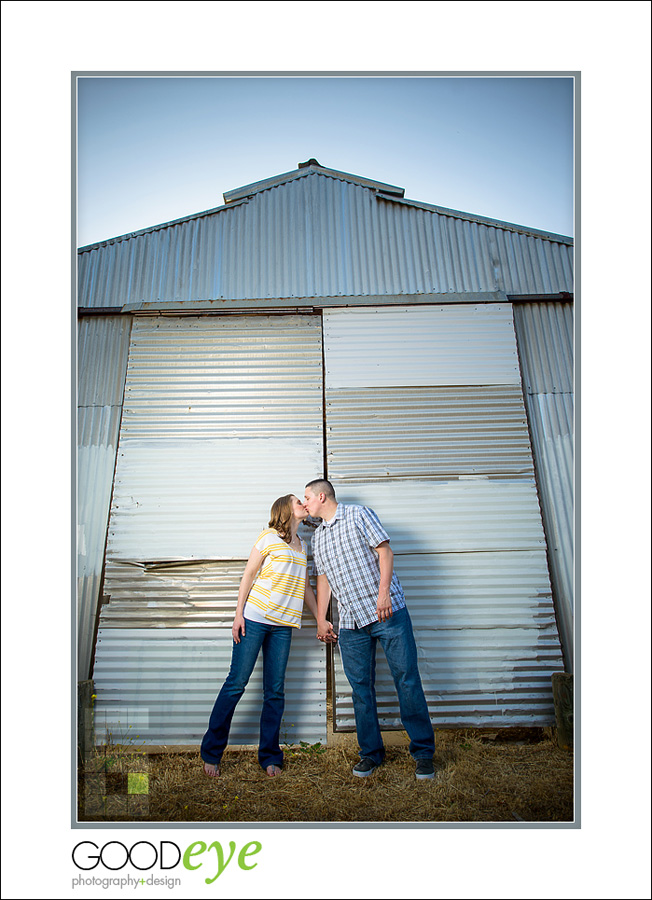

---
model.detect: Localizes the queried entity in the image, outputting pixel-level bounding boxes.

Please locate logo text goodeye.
[72,840,263,884]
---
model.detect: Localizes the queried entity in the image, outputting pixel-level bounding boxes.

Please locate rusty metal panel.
[99,559,248,628]
[100,554,317,628]
[327,385,534,479]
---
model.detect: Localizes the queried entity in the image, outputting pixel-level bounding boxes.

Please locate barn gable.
[78,161,573,309]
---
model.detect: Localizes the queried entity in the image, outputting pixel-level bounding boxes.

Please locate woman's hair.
[268,494,296,543]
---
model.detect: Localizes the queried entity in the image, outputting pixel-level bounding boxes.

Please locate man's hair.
[305,478,336,500]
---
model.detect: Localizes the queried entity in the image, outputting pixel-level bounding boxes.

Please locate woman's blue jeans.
[337,607,435,766]
[201,619,293,771]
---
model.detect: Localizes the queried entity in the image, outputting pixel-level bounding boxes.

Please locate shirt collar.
[319,502,343,528]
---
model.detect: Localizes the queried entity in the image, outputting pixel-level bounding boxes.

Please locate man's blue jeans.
[337,607,435,765]
[201,619,293,771]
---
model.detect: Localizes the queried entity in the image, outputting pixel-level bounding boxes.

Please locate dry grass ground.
[78,727,574,824]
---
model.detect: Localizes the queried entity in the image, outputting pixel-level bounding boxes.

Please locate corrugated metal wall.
[77,316,132,679]
[78,167,574,741]
[78,172,573,307]
[513,301,574,670]
[323,305,565,729]
[93,315,327,745]
[93,628,325,746]
[326,386,534,479]
[324,305,522,387]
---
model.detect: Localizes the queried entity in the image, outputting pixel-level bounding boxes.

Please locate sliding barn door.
[323,305,564,729]
[93,314,327,745]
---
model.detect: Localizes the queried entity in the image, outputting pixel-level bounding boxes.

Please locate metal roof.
[223,161,405,204]
[80,163,571,254]
[78,164,573,306]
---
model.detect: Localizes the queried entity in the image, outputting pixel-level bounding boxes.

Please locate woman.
[201,494,328,778]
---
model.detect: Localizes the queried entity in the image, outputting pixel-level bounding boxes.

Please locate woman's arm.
[302,573,319,620]
[315,573,337,641]
[232,546,264,642]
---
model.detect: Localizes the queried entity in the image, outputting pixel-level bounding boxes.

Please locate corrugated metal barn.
[77,161,574,745]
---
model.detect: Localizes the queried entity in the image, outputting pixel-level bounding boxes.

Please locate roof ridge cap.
[223,165,404,203]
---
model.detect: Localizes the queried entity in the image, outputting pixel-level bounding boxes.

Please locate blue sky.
[77,75,574,247]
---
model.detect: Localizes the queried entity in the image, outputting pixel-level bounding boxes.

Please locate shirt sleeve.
[312,535,326,575]
[254,530,276,558]
[356,507,391,548]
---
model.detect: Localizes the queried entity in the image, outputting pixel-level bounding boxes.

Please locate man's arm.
[303,574,337,642]
[316,573,337,641]
[375,541,394,622]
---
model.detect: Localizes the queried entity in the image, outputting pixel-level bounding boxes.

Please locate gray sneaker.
[352,758,380,777]
[415,759,435,780]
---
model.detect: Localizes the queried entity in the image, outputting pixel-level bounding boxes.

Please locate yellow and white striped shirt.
[244,528,307,628]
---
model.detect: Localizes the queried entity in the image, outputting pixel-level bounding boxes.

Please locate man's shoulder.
[343,504,387,534]
[347,503,378,519]
[312,503,377,526]
[342,502,369,515]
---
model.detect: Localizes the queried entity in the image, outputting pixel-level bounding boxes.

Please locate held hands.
[232,613,246,644]
[317,620,338,643]
[377,588,393,623]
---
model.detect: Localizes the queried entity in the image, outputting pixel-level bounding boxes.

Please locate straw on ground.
[79,728,573,823]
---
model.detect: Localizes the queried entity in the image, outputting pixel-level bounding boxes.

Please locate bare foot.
[266,764,282,777]
[203,762,220,777]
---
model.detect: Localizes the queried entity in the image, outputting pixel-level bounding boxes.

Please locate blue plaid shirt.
[311,504,406,629]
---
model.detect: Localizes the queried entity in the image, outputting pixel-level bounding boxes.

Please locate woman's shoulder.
[256,527,296,547]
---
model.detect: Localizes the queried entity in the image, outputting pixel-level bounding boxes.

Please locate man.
[304,479,435,780]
